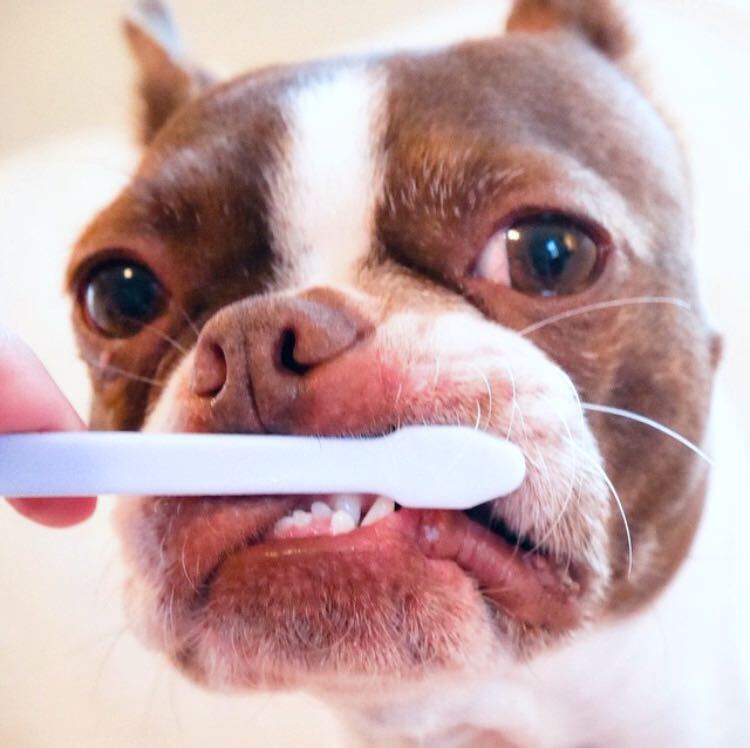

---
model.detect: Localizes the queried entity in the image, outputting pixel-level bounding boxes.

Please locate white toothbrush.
[0,426,525,510]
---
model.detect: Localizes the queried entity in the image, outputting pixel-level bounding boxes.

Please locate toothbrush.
[0,426,525,510]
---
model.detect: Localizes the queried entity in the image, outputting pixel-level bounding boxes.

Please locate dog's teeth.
[311,501,333,518]
[292,509,312,527]
[331,509,356,535]
[273,516,295,534]
[333,494,362,525]
[360,496,395,527]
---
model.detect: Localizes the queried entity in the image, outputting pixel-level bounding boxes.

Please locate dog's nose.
[191,288,373,432]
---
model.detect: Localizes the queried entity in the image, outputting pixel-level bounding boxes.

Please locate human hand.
[1,328,96,526]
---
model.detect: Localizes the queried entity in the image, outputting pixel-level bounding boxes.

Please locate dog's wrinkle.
[239,329,266,433]
[191,511,282,610]
[179,536,199,593]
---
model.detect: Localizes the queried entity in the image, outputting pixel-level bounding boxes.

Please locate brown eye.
[475,213,602,296]
[81,260,167,337]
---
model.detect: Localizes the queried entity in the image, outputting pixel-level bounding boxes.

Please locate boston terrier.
[65,0,749,744]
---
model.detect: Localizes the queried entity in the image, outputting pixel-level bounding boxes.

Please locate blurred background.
[0,1,748,746]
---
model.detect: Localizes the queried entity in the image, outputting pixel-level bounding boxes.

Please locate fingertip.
[6,496,97,527]
[0,329,86,433]
[1,331,96,526]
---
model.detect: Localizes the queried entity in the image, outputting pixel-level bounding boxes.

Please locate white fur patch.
[270,66,386,285]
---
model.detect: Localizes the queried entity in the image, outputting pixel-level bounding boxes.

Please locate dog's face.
[66,0,717,700]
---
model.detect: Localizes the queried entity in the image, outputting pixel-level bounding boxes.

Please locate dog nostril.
[193,342,227,398]
[279,329,311,376]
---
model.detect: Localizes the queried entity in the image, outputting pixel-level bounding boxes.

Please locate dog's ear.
[124,0,213,145]
[505,0,631,59]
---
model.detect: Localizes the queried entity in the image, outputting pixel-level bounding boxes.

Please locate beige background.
[0,1,748,746]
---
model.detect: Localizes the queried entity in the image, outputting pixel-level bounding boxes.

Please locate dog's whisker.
[79,354,166,388]
[532,441,554,495]
[168,297,202,341]
[518,296,693,337]
[164,666,184,732]
[128,317,190,356]
[508,409,553,560]
[179,538,199,594]
[531,403,580,553]
[155,327,190,355]
[557,369,587,433]
[139,659,167,736]
[474,401,482,430]
[502,361,526,448]
[394,381,404,407]
[598,463,633,579]
[504,396,544,559]
[581,402,713,465]
[393,381,404,431]
[570,443,633,578]
[89,625,131,696]
[71,623,129,657]
[165,587,178,641]
[60,156,137,181]
[527,369,589,553]
[501,361,519,442]
[469,362,494,431]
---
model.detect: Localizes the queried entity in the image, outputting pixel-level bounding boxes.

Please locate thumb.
[1,328,96,527]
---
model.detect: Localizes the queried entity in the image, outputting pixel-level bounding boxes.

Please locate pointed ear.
[124,0,214,145]
[505,0,631,60]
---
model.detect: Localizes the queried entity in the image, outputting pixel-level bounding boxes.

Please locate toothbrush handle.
[0,432,378,498]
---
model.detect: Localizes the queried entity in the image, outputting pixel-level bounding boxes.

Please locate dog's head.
[66,0,718,704]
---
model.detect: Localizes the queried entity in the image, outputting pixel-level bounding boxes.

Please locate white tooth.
[292,510,312,527]
[333,494,362,525]
[330,510,356,535]
[274,516,295,534]
[311,501,333,518]
[360,496,395,527]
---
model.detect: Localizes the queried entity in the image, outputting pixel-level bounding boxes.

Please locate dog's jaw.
[66,1,718,743]
[115,305,612,693]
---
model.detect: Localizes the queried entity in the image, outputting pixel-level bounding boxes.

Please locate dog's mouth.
[192,491,587,634]
[268,494,534,553]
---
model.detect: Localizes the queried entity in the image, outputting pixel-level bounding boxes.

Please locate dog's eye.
[81,260,167,337]
[475,213,602,296]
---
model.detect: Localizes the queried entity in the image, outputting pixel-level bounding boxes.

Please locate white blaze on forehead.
[271,66,386,285]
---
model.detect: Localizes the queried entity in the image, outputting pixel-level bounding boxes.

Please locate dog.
[64,0,749,744]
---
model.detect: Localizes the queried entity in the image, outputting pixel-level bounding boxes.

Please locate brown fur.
[506,0,632,58]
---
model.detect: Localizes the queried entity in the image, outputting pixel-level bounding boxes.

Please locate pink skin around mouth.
[195,497,586,634]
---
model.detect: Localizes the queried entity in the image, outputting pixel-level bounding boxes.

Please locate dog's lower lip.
[409,509,584,631]
[463,501,540,554]
[192,495,584,633]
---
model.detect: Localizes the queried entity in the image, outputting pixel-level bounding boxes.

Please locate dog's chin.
[174,539,497,693]
[116,489,607,695]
